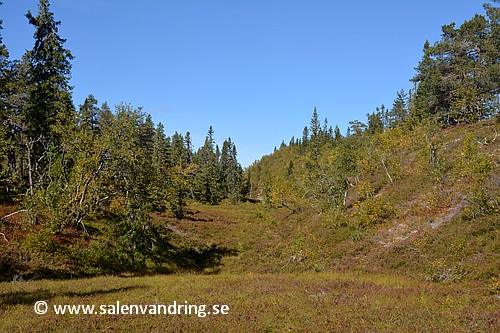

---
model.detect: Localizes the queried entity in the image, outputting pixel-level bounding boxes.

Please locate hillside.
[3,118,500,332]
[161,119,500,285]
[1,0,500,282]
[1,119,499,284]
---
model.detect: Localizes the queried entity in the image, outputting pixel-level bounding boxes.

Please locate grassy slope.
[168,121,500,281]
[1,120,499,331]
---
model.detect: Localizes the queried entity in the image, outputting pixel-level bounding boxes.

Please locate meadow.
[1,271,498,332]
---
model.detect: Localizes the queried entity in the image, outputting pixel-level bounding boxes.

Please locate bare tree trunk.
[26,141,34,197]
[381,158,393,183]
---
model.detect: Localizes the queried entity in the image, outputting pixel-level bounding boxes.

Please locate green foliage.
[23,0,75,144]
[167,164,193,220]
[0,0,247,276]
[193,126,222,204]
[366,110,384,135]
[245,107,498,281]
[461,187,499,220]
[70,239,122,275]
[0,243,27,281]
[411,4,500,127]
[456,134,494,183]
[1,0,499,283]
[266,174,302,212]
[111,209,173,272]
[388,89,409,129]
[220,138,243,202]
[353,197,394,228]
[22,228,61,253]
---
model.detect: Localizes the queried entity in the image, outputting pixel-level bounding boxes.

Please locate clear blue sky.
[2,0,486,167]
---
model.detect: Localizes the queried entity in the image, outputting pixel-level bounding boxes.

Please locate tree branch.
[0,209,27,221]
[0,233,9,243]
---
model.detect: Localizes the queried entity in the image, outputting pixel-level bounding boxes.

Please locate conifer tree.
[17,0,76,201]
[194,126,221,204]
[185,132,193,163]
[0,7,11,184]
[1,6,27,186]
[150,122,169,211]
[170,132,187,166]
[366,111,384,135]
[152,122,168,173]
[333,125,343,142]
[302,126,309,145]
[309,107,321,140]
[23,0,74,143]
[388,89,409,129]
[349,120,367,135]
[308,107,322,164]
[220,138,243,201]
[78,95,99,133]
[0,5,8,78]
[412,2,500,126]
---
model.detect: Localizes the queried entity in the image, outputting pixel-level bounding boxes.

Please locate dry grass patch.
[1,272,498,332]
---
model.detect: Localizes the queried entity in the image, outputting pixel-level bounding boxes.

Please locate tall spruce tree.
[194,126,221,204]
[0,5,10,183]
[0,5,28,186]
[366,111,384,135]
[388,89,409,129]
[309,107,321,140]
[23,0,74,143]
[220,138,243,201]
[0,3,8,73]
[78,95,99,133]
[308,107,321,164]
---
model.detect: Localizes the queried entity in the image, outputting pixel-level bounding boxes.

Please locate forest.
[0,0,247,276]
[0,0,499,281]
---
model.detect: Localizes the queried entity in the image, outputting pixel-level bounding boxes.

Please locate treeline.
[0,0,243,277]
[248,1,500,222]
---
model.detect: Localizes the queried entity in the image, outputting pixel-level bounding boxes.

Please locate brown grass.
[0,272,498,332]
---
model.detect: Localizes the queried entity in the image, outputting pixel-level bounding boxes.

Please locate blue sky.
[2,0,486,167]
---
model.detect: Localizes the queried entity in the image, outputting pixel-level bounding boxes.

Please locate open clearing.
[1,272,498,332]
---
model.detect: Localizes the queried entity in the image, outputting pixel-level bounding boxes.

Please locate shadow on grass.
[0,289,54,308]
[63,285,148,298]
[0,285,147,309]
[172,244,239,274]
[180,208,213,222]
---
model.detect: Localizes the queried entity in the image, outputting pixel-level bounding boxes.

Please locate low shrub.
[353,197,394,227]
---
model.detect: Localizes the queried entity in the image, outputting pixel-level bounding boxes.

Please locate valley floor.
[0,272,498,332]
